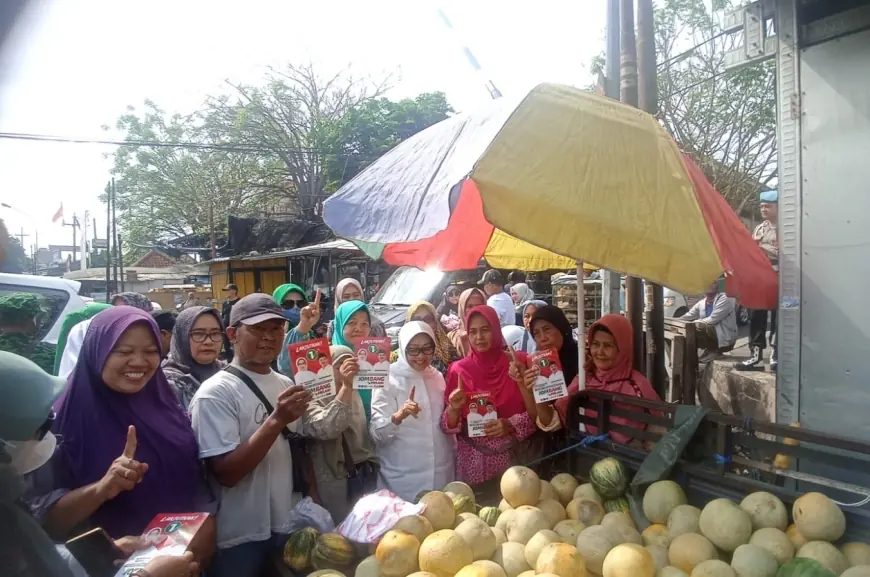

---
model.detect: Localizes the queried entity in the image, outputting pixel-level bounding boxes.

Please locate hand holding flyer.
[288,338,336,402]
[352,337,391,389]
[529,349,568,403]
[114,513,209,577]
[467,390,496,438]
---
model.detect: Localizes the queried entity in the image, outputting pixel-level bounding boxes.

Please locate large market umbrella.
[324,83,777,309]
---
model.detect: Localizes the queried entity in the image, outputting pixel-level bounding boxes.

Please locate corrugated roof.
[202,239,362,264]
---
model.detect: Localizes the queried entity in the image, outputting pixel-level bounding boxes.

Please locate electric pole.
[637,0,667,396]
[61,215,80,266]
[602,0,622,317]
[620,0,645,372]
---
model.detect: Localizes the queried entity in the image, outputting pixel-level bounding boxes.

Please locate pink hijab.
[445,305,527,419]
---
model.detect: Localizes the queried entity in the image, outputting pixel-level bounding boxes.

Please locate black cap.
[223,283,238,291]
[229,293,286,327]
[478,269,504,286]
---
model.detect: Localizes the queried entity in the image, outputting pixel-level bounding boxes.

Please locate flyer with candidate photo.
[115,512,209,577]
[352,336,391,389]
[529,349,569,403]
[288,338,336,402]
[467,390,497,438]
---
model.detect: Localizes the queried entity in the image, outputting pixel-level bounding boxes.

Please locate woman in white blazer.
[369,321,455,501]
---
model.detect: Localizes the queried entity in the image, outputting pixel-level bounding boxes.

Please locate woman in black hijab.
[528,305,579,386]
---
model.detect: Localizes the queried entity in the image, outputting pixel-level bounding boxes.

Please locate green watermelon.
[479,506,501,527]
[776,558,837,577]
[284,527,320,572]
[589,457,629,499]
[311,532,356,572]
[603,497,630,514]
[452,493,476,515]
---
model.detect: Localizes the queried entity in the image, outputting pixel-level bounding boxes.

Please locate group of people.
[1,268,669,577]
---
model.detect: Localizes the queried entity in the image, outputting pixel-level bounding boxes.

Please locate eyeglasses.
[35,411,55,441]
[406,344,435,357]
[282,299,307,309]
[190,330,224,343]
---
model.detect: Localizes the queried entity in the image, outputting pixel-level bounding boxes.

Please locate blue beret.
[759,190,778,203]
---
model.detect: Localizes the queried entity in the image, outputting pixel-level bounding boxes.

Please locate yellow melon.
[500,466,541,508]
[792,493,846,542]
[551,474,581,507]
[642,524,671,548]
[698,499,752,552]
[491,542,531,577]
[796,541,849,575]
[407,573,439,577]
[492,527,507,547]
[455,512,480,528]
[785,524,807,550]
[554,519,586,544]
[668,533,717,573]
[540,480,558,502]
[658,568,689,577]
[643,481,688,525]
[749,528,794,565]
[419,529,473,577]
[730,544,778,577]
[455,560,507,577]
[842,542,870,567]
[602,543,655,577]
[610,524,644,546]
[420,491,456,531]
[739,492,788,532]
[499,499,514,512]
[394,515,435,543]
[536,542,587,577]
[690,560,735,577]
[566,499,605,526]
[525,530,562,567]
[506,506,551,545]
[574,483,603,504]
[455,517,498,561]
[601,512,636,530]
[376,530,421,577]
[537,499,568,528]
[667,505,701,539]
[495,509,516,533]
[517,572,535,577]
[355,555,382,577]
[842,567,870,577]
[646,544,669,570]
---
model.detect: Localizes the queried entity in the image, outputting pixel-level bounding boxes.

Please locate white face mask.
[3,433,56,474]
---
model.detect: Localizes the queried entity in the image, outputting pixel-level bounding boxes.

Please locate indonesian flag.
[51,204,63,223]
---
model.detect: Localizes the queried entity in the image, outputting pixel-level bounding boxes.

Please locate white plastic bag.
[287,496,335,534]
[336,489,425,543]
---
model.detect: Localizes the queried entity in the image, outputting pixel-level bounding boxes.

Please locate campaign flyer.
[289,338,336,402]
[529,348,568,404]
[352,336,391,389]
[466,390,497,438]
[114,512,209,577]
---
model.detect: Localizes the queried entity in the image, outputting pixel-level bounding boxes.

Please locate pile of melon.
[285,461,870,577]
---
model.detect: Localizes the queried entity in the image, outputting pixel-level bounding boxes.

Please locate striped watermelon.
[589,457,629,499]
[311,532,356,572]
[604,497,631,514]
[284,527,320,572]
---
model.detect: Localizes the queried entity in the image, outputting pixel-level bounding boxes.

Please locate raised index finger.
[122,425,137,459]
[409,386,416,401]
[456,375,463,392]
[313,288,321,309]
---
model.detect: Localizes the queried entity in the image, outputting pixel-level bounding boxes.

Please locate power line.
[658,29,731,68]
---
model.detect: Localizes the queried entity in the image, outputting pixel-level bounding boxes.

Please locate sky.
[0,0,606,252]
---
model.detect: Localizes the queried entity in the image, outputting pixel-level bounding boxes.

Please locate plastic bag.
[287,496,335,534]
[336,489,425,543]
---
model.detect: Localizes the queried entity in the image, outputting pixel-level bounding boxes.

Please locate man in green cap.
[0,292,56,374]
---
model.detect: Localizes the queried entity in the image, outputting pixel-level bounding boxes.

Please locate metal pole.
[602,0,622,316]
[209,197,216,259]
[620,0,644,372]
[106,182,112,302]
[111,178,119,290]
[118,235,125,292]
[71,215,77,266]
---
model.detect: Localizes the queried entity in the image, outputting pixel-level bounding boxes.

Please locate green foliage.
[1,233,30,274]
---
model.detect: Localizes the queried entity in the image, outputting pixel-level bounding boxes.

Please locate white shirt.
[295,369,317,387]
[373,360,391,372]
[190,364,299,549]
[487,292,516,327]
[316,366,334,379]
[58,319,91,379]
[357,359,374,371]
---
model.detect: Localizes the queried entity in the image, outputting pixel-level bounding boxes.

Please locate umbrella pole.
[576,262,586,433]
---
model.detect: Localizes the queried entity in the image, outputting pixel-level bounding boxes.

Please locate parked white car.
[0,273,87,345]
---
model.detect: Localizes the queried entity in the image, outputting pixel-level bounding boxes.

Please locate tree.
[655,0,776,213]
[1,233,30,273]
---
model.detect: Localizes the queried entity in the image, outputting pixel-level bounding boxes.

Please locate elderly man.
[681,280,738,362]
[736,189,779,372]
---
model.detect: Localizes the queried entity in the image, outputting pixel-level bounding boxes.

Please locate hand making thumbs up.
[98,425,149,500]
[448,374,468,411]
[392,385,421,424]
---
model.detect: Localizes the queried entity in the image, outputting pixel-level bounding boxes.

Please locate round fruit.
[786,524,807,551]
[536,542,587,577]
[407,573,439,577]
[416,490,431,503]
[420,491,457,531]
[376,530,421,577]
[749,528,794,565]
[454,494,477,515]
[444,481,476,500]
[590,458,629,499]
[551,474,580,506]
[796,541,849,575]
[393,515,435,543]
[604,498,631,514]
[642,524,671,548]
[455,517,497,561]
[602,542,655,577]
[355,555,382,577]
[479,507,501,527]
[576,525,620,575]
[492,527,507,546]
[456,512,479,528]
[793,493,846,542]
[495,509,516,533]
[419,530,473,577]
[501,466,542,508]
[525,530,562,567]
[566,498,605,526]
[643,481,688,524]
[459,560,507,577]
[492,542,531,577]
[668,505,702,539]
[775,558,837,577]
[601,512,636,530]
[668,533,718,573]
[554,520,586,544]
[610,523,644,546]
[311,533,356,572]
[730,544,778,577]
[284,527,320,572]
[574,483,603,504]
[499,499,513,512]
[659,568,689,577]
[647,544,669,570]
[843,567,870,577]
[506,506,551,544]
[307,571,347,577]
[517,572,535,577]
[842,543,870,567]
[739,492,788,532]
[540,480,558,502]
[699,499,752,552]
[537,498,568,527]
[691,559,735,577]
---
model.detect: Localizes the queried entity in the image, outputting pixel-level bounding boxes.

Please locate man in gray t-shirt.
[190,293,320,577]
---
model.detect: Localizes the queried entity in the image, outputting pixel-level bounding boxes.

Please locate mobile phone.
[65,527,126,577]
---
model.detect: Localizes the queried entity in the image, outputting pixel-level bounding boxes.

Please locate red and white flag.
[51,204,63,223]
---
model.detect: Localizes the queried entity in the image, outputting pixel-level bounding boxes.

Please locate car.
[0,272,87,346]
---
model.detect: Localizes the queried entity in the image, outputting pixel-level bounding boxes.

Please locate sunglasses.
[35,411,55,441]
[282,298,307,309]
[447,290,461,297]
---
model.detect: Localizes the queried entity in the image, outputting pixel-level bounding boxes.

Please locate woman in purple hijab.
[26,306,216,562]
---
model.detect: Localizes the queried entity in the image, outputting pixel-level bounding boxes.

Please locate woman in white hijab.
[326,278,387,340]
[369,321,455,501]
